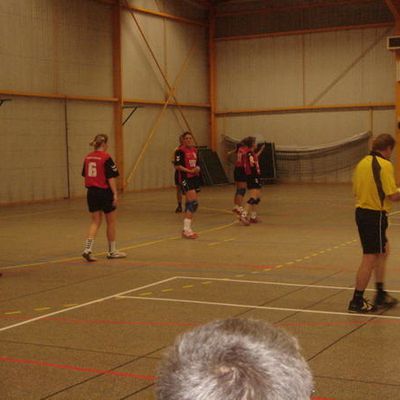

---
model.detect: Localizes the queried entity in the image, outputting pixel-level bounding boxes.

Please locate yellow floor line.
[2,222,236,271]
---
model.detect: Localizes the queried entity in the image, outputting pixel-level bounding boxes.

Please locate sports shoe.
[348,298,376,313]
[374,291,398,309]
[175,205,183,213]
[249,217,261,223]
[107,251,127,259]
[82,251,97,262]
[182,230,199,239]
[238,214,250,226]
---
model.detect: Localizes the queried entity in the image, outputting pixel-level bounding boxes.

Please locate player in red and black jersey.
[238,136,264,225]
[172,134,185,213]
[231,139,248,215]
[81,134,127,261]
[174,131,201,239]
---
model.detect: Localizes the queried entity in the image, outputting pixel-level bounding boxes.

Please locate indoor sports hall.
[1,1,400,400]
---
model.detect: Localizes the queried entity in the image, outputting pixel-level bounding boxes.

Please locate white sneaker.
[238,213,250,226]
[182,230,199,239]
[82,251,97,262]
[107,251,127,259]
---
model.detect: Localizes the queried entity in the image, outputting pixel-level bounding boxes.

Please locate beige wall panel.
[0,1,56,92]
[123,107,209,191]
[0,98,66,203]
[304,27,395,105]
[0,0,113,96]
[216,36,304,110]
[66,102,115,198]
[165,21,209,104]
[56,0,113,97]
[122,11,166,100]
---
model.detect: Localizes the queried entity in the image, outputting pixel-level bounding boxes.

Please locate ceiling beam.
[216,0,379,18]
[384,0,400,21]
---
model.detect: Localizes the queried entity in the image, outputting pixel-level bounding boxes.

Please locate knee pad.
[185,200,199,213]
[247,197,258,205]
[255,197,261,204]
[236,188,246,197]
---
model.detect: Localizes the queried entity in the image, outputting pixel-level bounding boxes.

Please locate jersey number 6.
[88,162,97,177]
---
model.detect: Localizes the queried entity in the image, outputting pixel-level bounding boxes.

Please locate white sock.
[183,218,192,232]
[251,212,257,219]
[84,238,94,253]
[109,241,116,253]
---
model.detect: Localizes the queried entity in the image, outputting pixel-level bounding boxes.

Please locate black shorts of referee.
[355,207,388,254]
[87,187,116,214]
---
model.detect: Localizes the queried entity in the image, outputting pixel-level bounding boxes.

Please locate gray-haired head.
[156,318,314,400]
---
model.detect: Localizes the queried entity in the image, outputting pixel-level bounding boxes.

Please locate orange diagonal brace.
[385,0,400,20]
[122,0,193,136]
[124,43,197,188]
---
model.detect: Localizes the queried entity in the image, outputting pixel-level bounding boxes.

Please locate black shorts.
[234,167,246,182]
[87,187,116,214]
[355,207,388,254]
[174,170,180,186]
[180,176,201,194]
[246,175,262,190]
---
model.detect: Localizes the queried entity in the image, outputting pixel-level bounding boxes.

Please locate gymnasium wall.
[0,0,210,203]
[0,0,114,203]
[121,1,209,191]
[215,26,397,182]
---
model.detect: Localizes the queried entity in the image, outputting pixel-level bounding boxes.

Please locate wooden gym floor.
[1,183,400,400]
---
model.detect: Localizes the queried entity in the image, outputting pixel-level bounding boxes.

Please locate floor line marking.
[118,295,400,321]
[0,357,335,399]
[170,276,400,293]
[0,209,59,220]
[0,356,155,381]
[0,277,178,333]
[1,223,236,271]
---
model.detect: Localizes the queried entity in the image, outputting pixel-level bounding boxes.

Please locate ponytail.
[90,134,108,150]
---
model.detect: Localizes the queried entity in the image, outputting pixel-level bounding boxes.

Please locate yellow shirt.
[353,154,398,212]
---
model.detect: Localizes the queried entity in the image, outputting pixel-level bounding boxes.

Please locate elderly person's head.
[156,318,314,400]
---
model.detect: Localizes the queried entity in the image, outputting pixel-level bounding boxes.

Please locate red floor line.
[0,356,155,381]
[1,314,400,328]
[0,356,334,399]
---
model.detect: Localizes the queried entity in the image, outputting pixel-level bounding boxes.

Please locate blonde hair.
[90,134,108,149]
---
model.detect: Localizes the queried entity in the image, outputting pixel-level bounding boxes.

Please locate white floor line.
[118,295,400,321]
[0,277,177,333]
[172,276,400,293]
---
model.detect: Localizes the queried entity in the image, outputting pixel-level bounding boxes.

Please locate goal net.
[223,131,372,182]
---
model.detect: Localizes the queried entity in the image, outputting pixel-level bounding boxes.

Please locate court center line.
[170,276,400,293]
[0,277,178,333]
[118,295,400,321]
